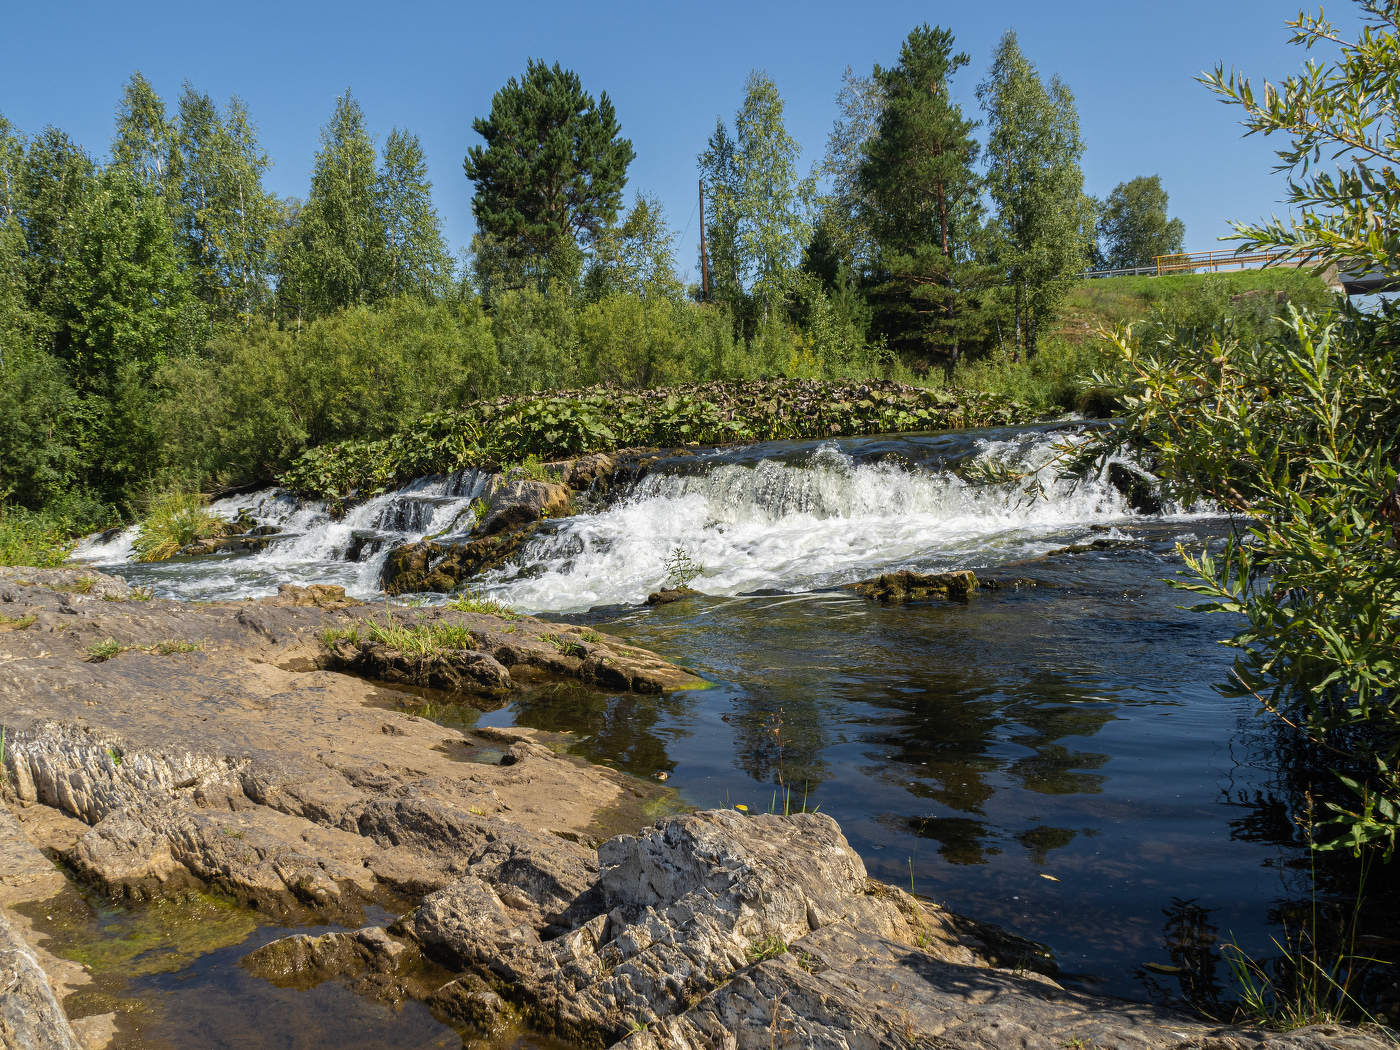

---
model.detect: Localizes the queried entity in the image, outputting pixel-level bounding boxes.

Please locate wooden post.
[699,178,710,301]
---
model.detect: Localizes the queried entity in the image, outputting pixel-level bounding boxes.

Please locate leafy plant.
[0,504,73,567]
[1099,1,1400,857]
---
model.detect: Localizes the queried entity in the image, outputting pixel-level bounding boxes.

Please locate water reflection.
[513,537,1339,1005]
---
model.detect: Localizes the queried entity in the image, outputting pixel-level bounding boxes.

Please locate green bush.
[0,505,74,567]
[131,489,233,563]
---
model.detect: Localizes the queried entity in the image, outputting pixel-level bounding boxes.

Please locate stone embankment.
[0,569,1389,1049]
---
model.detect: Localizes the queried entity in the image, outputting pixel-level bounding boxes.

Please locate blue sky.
[1,1,1343,282]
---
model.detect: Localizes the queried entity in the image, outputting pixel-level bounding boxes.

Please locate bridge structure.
[1078,247,1394,296]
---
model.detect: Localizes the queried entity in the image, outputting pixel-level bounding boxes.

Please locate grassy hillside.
[1055,267,1337,344]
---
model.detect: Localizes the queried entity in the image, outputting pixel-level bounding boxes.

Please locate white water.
[74,468,491,603]
[475,435,1195,612]
[72,431,1202,612]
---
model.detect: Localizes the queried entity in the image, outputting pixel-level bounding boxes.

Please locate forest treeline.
[0,23,1190,527]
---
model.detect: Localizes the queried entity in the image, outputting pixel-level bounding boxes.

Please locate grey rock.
[0,909,83,1050]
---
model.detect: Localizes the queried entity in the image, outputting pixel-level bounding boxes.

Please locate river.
[68,422,1325,1042]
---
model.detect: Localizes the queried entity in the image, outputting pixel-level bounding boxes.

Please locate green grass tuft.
[131,489,232,563]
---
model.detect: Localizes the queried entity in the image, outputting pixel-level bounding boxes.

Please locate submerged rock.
[847,568,978,603]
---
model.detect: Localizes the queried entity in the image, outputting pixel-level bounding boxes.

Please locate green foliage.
[949,335,1113,415]
[700,72,815,316]
[445,590,518,618]
[979,31,1095,357]
[465,60,634,289]
[172,86,279,322]
[857,24,986,362]
[280,378,1028,504]
[321,615,478,657]
[746,934,788,963]
[1200,2,1400,275]
[378,128,453,300]
[0,504,73,567]
[84,638,125,662]
[1095,175,1185,271]
[1103,302,1399,853]
[281,91,387,320]
[131,488,231,562]
[664,546,703,588]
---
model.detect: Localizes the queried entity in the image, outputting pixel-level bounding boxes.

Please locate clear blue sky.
[1,0,1346,281]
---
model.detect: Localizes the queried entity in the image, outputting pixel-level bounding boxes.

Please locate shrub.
[0,504,73,567]
[131,489,232,563]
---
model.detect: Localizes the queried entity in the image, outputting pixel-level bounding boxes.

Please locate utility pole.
[698,178,710,301]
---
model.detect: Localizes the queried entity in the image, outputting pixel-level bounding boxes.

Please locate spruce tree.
[857,25,983,362]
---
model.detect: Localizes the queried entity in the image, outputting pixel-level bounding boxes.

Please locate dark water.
[486,534,1313,1006]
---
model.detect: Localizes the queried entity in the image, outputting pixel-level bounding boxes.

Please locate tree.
[464,60,634,289]
[697,118,744,308]
[819,66,885,271]
[173,86,279,322]
[1096,175,1185,270]
[857,24,984,362]
[63,166,196,393]
[377,128,452,300]
[283,90,387,318]
[978,31,1094,357]
[1107,1,1400,860]
[699,72,814,317]
[585,193,682,300]
[112,72,177,198]
[16,127,94,335]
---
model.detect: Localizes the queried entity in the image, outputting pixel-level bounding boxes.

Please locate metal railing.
[1152,248,1295,275]
[1078,248,1298,281]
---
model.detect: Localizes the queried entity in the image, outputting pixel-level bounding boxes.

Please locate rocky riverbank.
[0,569,1389,1049]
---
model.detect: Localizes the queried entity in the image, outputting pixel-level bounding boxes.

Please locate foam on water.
[476,434,1199,613]
[72,430,1199,611]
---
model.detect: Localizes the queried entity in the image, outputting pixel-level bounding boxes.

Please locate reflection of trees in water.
[905,815,1001,866]
[1138,897,1226,1014]
[508,684,689,778]
[725,693,830,792]
[856,668,1117,864]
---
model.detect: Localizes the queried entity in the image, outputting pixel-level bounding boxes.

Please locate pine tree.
[857,25,983,362]
[978,31,1094,357]
[465,60,634,290]
[377,128,452,300]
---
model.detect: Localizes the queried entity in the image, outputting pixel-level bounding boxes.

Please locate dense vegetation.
[1100,2,1399,866]
[279,379,1027,506]
[0,20,1200,549]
